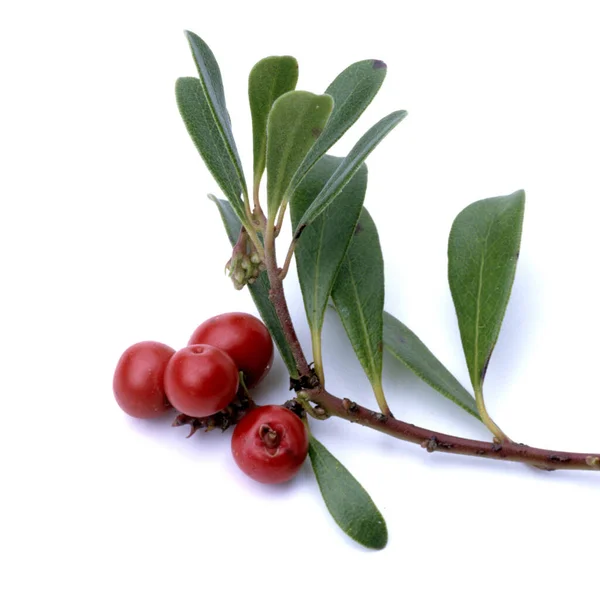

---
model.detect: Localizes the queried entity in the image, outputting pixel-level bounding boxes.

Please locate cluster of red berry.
[113,312,309,483]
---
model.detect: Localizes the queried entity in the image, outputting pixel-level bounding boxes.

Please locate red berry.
[188,312,274,388]
[113,341,175,418]
[231,405,308,484]
[164,344,239,418]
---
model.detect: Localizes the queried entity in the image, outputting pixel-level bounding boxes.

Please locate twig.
[307,388,600,472]
[263,221,312,378]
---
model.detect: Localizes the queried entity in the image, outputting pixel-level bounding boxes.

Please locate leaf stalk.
[274,198,288,237]
[474,386,510,443]
[279,238,297,281]
[311,329,325,386]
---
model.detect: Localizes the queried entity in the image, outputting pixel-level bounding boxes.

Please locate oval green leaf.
[287,59,387,196]
[308,435,387,550]
[331,208,388,411]
[176,77,247,224]
[291,156,368,376]
[294,110,407,233]
[266,90,333,219]
[448,190,525,392]
[210,196,298,378]
[249,56,299,191]
[383,311,480,419]
[185,31,248,203]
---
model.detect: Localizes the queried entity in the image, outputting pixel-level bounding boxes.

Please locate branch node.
[549,454,571,464]
[313,405,327,418]
[375,412,389,423]
[420,436,454,453]
[283,399,306,419]
[585,456,600,469]
[342,398,359,414]
[422,436,439,453]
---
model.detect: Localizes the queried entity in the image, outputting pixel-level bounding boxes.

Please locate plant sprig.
[176,31,600,550]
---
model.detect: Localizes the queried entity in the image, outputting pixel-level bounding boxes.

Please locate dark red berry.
[164,344,239,418]
[231,405,309,484]
[188,312,274,387]
[113,341,175,418]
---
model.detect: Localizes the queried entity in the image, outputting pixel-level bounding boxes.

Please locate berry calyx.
[113,341,175,418]
[188,312,274,387]
[231,405,309,484]
[164,344,239,418]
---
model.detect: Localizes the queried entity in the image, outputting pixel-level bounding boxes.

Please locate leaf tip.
[358,520,388,550]
[373,529,389,550]
[372,59,387,70]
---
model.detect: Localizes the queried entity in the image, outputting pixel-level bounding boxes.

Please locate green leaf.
[331,208,387,411]
[294,110,406,233]
[288,59,387,196]
[308,436,387,550]
[382,311,480,419]
[291,156,367,376]
[448,190,525,392]
[248,56,299,191]
[266,91,334,219]
[176,77,247,223]
[210,196,299,378]
[184,31,248,203]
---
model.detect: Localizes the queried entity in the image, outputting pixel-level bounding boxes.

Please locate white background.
[2,1,599,598]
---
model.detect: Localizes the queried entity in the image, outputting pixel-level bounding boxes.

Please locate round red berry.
[231,405,309,484]
[164,344,239,418]
[113,341,175,419]
[188,312,274,388]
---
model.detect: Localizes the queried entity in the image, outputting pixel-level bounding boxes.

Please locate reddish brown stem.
[263,225,312,379]
[307,388,600,472]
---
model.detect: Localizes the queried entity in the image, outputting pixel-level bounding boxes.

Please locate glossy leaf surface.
[448,190,525,391]
[248,56,299,188]
[291,156,368,344]
[266,91,333,218]
[288,59,387,195]
[295,110,406,232]
[331,208,385,399]
[383,311,480,419]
